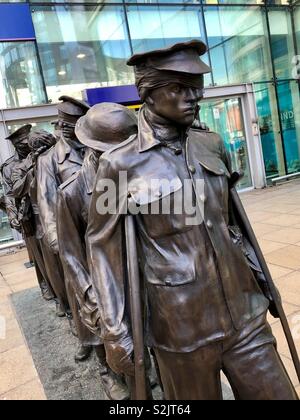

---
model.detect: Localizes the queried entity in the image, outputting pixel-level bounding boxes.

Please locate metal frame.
[204,83,266,189]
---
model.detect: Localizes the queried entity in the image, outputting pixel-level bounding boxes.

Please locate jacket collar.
[57,136,84,166]
[138,105,181,153]
[137,106,230,177]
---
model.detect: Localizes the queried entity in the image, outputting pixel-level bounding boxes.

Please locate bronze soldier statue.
[86,40,298,400]
[57,103,138,399]
[10,130,61,306]
[1,125,53,300]
[37,96,89,338]
[1,125,30,234]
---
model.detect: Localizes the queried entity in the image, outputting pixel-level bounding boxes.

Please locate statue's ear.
[145,95,154,106]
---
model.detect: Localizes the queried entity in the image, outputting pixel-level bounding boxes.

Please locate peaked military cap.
[127,39,211,75]
[57,95,90,124]
[5,124,32,145]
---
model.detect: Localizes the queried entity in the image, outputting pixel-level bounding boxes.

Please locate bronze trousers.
[40,238,70,313]
[25,235,55,300]
[154,315,298,400]
[65,278,102,347]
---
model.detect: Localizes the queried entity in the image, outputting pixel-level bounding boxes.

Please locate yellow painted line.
[127,104,142,110]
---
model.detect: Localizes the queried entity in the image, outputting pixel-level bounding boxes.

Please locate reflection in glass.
[30,0,119,2]
[32,5,134,103]
[200,97,252,189]
[127,5,204,52]
[204,6,272,85]
[295,7,300,53]
[0,41,46,109]
[253,83,285,178]
[7,120,54,135]
[277,80,300,174]
[268,9,296,80]
[126,5,211,85]
[202,0,265,3]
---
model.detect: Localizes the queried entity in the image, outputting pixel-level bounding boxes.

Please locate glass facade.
[32,5,134,103]
[0,41,46,108]
[0,1,299,183]
[200,96,252,188]
[296,6,300,51]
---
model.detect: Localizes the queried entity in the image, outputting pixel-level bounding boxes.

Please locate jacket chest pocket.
[58,163,81,184]
[128,176,192,239]
[199,157,230,216]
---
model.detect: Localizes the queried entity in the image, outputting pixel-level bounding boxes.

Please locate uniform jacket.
[37,136,84,250]
[57,152,101,345]
[0,155,22,231]
[10,155,47,240]
[86,105,269,354]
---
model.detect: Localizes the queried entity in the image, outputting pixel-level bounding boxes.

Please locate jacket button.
[206,220,213,229]
[189,165,196,174]
[200,194,206,203]
[127,192,132,198]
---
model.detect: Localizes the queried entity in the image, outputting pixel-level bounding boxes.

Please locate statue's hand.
[79,288,101,335]
[11,218,21,232]
[49,238,59,254]
[105,336,135,377]
[33,146,48,162]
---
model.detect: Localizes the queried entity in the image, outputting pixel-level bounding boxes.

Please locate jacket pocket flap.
[198,156,231,177]
[129,176,183,206]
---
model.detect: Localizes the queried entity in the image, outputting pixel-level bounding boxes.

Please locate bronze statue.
[37,96,90,339]
[1,125,53,300]
[10,130,64,307]
[57,102,137,399]
[0,125,31,235]
[86,40,298,400]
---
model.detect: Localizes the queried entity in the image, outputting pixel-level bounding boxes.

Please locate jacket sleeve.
[57,185,91,301]
[86,155,131,345]
[57,185,102,334]
[1,164,21,231]
[36,154,58,249]
[10,156,34,199]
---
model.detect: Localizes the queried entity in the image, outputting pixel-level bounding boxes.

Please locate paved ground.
[0,179,300,400]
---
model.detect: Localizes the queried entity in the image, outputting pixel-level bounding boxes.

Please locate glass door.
[200,96,252,190]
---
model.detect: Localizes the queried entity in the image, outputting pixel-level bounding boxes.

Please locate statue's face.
[147,83,203,127]
[59,121,76,140]
[15,138,31,159]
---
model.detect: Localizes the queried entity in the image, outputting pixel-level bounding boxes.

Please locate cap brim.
[127,39,207,66]
[5,124,32,141]
[155,57,212,75]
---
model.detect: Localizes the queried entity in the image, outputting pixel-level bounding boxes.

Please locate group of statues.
[0,39,299,400]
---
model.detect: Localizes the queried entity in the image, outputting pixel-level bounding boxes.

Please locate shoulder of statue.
[100,133,138,170]
[39,144,55,159]
[1,155,16,168]
[59,171,80,191]
[189,128,223,153]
